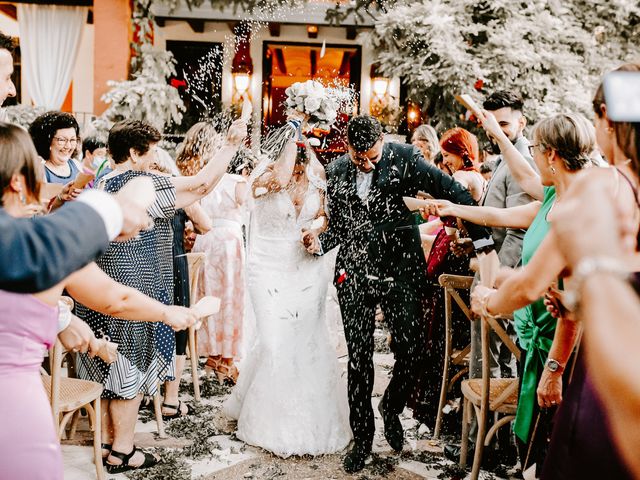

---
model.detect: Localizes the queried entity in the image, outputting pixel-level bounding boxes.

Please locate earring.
[550,166,557,175]
[19,192,26,205]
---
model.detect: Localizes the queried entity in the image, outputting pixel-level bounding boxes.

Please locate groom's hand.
[301,229,321,254]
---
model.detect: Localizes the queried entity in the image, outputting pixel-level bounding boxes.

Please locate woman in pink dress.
[175,123,253,385]
[193,152,252,384]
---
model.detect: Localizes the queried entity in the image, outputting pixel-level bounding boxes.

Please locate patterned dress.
[76,170,177,399]
[193,173,246,359]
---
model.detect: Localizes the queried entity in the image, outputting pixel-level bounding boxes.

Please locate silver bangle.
[564,256,629,312]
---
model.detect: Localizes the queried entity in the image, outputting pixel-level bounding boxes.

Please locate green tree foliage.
[364,0,640,128]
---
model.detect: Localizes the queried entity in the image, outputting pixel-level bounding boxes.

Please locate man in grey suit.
[470,90,537,379]
[445,90,537,464]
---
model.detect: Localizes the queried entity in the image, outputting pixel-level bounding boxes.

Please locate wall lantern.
[232,22,253,103]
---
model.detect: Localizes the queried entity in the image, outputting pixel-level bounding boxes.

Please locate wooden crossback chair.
[41,338,105,480]
[186,252,206,402]
[460,313,521,480]
[152,252,207,439]
[434,274,474,439]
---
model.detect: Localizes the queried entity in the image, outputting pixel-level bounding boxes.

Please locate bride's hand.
[301,228,321,254]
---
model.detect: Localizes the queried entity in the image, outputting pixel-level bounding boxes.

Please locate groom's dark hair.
[347,115,383,153]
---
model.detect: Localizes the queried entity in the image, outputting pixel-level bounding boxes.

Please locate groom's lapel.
[372,143,393,190]
[337,158,359,201]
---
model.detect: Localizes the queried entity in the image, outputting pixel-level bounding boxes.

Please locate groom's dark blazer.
[319,142,491,287]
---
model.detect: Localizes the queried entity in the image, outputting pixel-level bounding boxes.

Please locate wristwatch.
[545,358,565,374]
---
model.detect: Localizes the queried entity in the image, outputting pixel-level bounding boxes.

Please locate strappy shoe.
[203,356,222,376]
[105,446,159,474]
[139,395,153,412]
[101,443,111,466]
[214,363,239,386]
[161,401,193,421]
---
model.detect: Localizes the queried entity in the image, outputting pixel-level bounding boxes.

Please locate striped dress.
[76,170,177,399]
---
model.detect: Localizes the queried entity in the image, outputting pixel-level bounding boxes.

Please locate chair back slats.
[485,316,521,361]
[186,252,206,307]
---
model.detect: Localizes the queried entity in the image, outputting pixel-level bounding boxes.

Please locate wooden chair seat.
[41,375,103,413]
[461,378,518,414]
[44,337,105,480]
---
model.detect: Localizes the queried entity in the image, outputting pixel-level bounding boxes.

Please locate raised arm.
[0,201,108,293]
[423,199,541,230]
[480,111,544,200]
[65,263,195,330]
[252,127,298,195]
[184,202,212,235]
[480,231,566,316]
[171,120,247,209]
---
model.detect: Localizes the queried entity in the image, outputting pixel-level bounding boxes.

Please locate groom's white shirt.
[355,170,374,200]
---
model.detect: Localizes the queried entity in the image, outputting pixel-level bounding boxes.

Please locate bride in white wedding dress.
[223,118,352,457]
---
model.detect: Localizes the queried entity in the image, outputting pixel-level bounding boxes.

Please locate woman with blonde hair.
[411,124,440,163]
[179,121,250,384]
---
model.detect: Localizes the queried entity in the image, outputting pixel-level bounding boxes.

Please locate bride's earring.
[550,165,556,175]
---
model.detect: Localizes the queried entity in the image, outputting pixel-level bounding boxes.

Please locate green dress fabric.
[513,186,557,443]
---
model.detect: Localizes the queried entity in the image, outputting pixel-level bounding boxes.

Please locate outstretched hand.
[419,199,456,219]
[301,228,321,255]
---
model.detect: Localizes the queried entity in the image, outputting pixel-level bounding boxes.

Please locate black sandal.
[101,443,111,466]
[139,395,154,412]
[105,446,159,474]
[161,401,193,421]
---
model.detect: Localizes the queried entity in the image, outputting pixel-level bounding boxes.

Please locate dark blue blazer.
[0,202,108,293]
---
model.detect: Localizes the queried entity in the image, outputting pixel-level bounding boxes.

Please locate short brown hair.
[0,122,42,204]
[108,120,161,165]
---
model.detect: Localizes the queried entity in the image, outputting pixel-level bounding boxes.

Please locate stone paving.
[62,321,515,480]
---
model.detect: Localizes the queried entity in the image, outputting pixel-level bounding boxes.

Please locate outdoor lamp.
[234,72,251,94]
[372,77,390,97]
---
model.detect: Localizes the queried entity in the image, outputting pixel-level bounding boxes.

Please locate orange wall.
[93,0,131,115]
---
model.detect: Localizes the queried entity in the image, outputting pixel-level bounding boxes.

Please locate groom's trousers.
[337,276,426,450]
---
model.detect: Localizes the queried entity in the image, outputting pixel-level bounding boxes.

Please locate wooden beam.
[310,49,317,77]
[187,18,205,33]
[0,5,17,20]
[268,22,280,37]
[274,48,286,75]
[346,26,357,40]
[338,51,351,77]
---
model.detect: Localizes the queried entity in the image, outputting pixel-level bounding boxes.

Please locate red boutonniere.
[170,78,187,89]
[474,78,484,91]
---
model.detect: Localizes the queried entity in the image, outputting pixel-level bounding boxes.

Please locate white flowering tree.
[100,44,185,132]
[364,0,640,128]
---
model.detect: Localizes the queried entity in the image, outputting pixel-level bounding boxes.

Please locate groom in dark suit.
[303,115,492,472]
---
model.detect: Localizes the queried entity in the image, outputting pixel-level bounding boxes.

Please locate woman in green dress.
[425,113,596,472]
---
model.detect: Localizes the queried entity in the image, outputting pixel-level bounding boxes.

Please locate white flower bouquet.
[284,80,350,131]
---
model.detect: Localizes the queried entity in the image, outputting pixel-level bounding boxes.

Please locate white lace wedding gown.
[223,172,352,457]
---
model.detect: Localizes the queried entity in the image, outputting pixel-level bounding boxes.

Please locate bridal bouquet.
[284,80,350,131]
